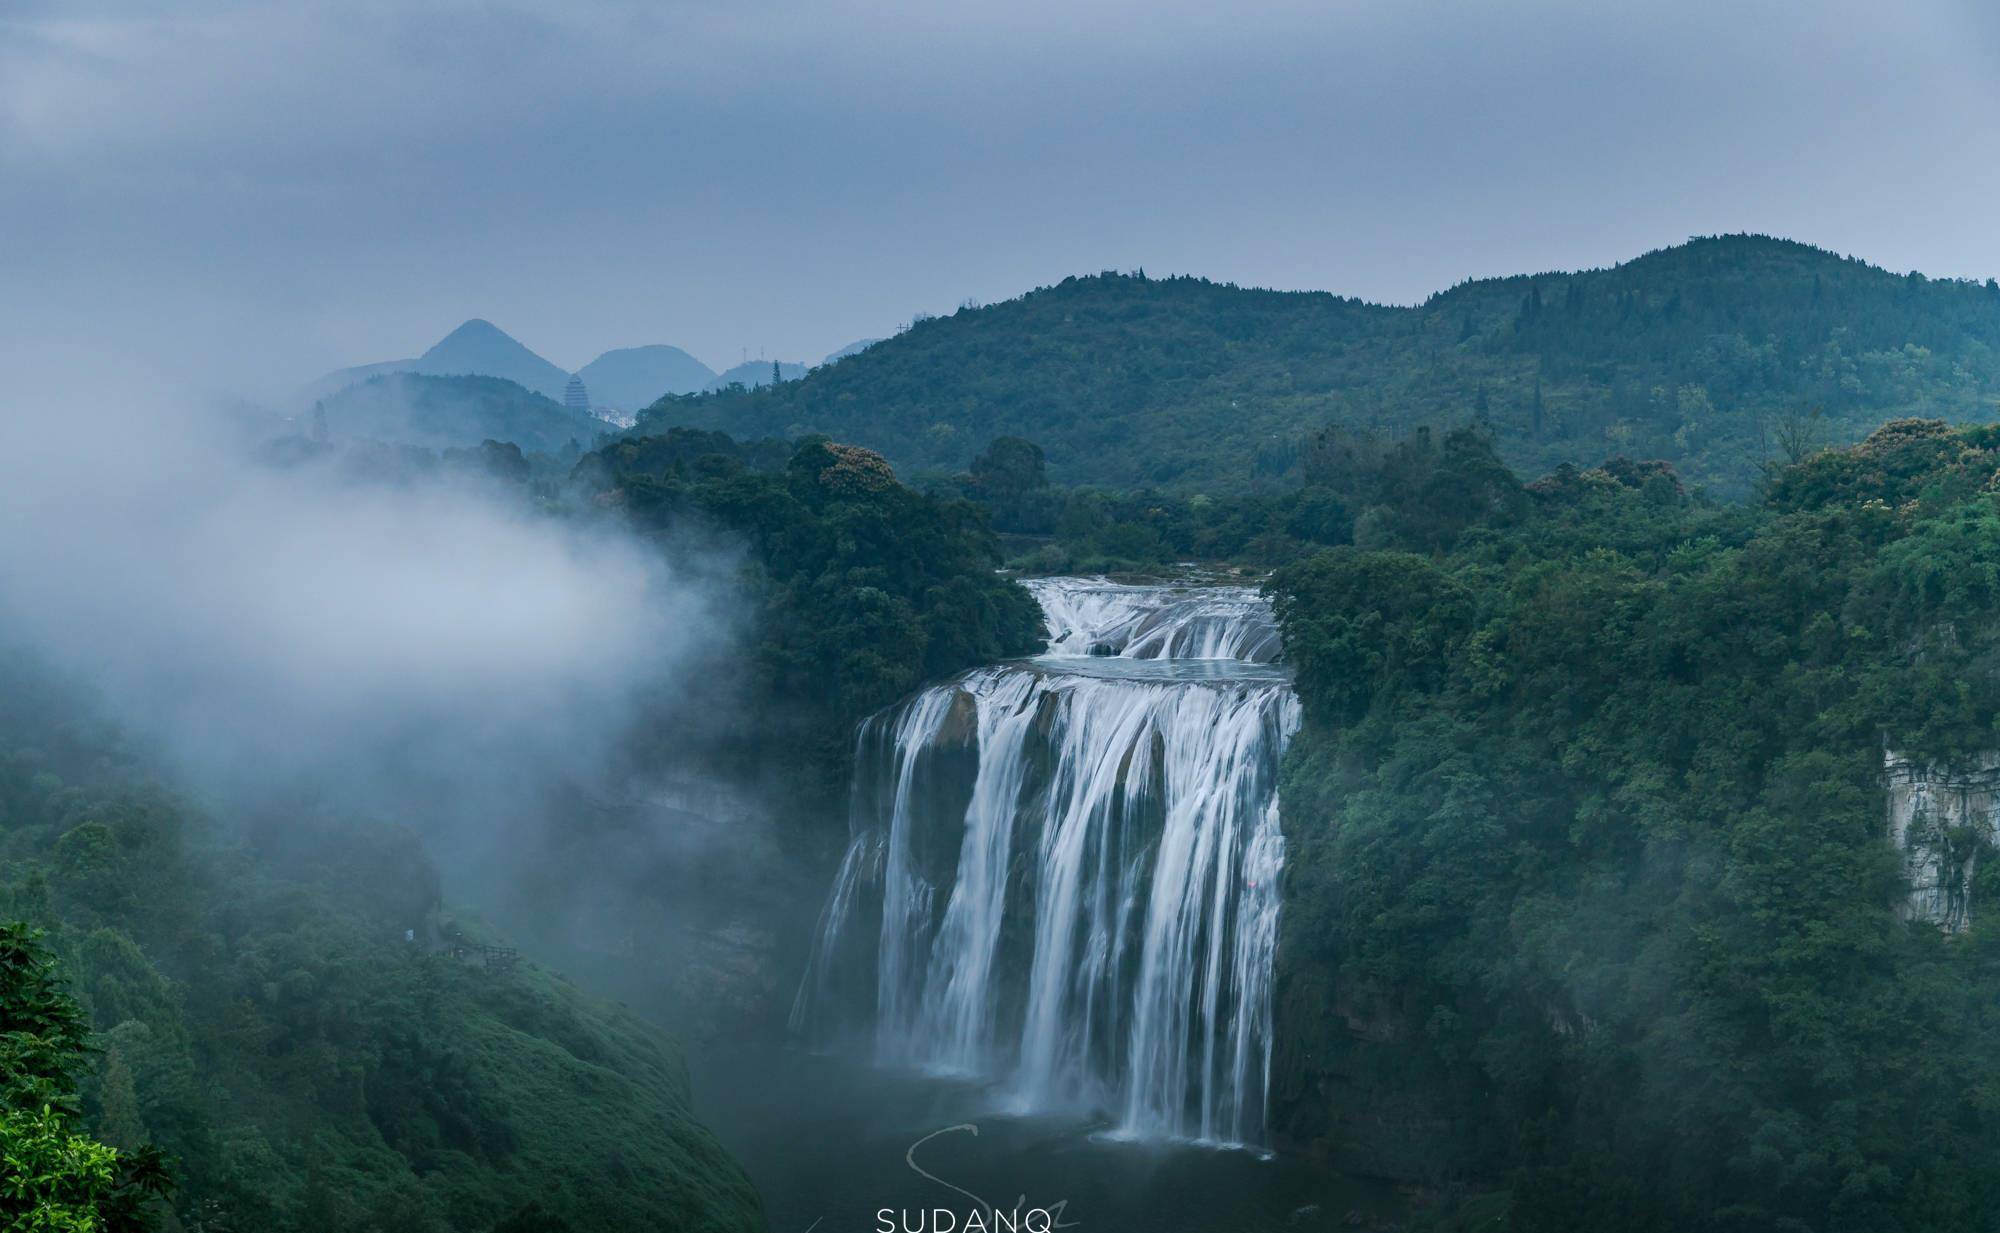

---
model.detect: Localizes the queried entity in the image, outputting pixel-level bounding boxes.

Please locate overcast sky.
[4,0,1998,398]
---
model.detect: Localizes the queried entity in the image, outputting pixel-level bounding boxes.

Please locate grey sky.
[4,0,1998,399]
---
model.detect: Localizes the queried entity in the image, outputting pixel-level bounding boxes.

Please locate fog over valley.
[6,4,2000,1232]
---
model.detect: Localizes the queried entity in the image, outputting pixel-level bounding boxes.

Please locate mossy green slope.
[0,675,765,1233]
[642,235,2000,495]
[1267,421,2000,1230]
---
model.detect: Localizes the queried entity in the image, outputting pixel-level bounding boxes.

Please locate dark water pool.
[689,1047,1409,1233]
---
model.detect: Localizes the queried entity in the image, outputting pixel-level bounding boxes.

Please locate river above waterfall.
[1023,576,1285,663]
[791,576,1298,1151]
[1022,652,1291,686]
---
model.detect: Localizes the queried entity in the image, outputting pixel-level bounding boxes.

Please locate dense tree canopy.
[636,235,2000,496]
[1268,420,2000,1231]
[0,417,1066,1230]
[0,633,768,1233]
[1,922,172,1232]
[930,425,1539,577]
[49,245,2000,1228]
[577,429,1045,787]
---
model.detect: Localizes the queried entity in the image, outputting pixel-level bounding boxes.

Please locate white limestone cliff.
[1885,749,2000,932]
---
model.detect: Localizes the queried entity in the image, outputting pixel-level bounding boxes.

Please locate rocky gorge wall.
[1885,748,2000,933]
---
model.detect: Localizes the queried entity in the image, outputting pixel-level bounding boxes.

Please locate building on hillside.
[564,375,589,415]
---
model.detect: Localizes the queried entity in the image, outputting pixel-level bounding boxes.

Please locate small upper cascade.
[1023,576,1282,663]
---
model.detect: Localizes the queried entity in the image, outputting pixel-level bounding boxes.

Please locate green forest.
[15,233,2000,1231]
[0,430,1036,1231]
[576,429,1044,792]
[19,0,2000,1225]
[0,653,767,1233]
[1265,419,2000,1231]
[637,235,2000,496]
[924,428,1528,575]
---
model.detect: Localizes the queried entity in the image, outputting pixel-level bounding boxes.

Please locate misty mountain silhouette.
[704,359,807,392]
[412,318,573,401]
[302,322,738,411]
[295,356,421,408]
[577,345,717,411]
[821,338,883,365]
[318,372,605,453]
[299,318,571,406]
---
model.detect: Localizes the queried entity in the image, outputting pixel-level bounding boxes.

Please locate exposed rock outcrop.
[1885,748,2000,932]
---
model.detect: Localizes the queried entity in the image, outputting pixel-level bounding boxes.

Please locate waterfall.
[1023,576,1283,663]
[791,577,1296,1147]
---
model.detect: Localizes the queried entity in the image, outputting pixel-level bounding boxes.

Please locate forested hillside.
[0,657,765,1233]
[575,428,1045,789]
[317,373,607,454]
[0,409,1066,1229]
[1267,420,2000,1230]
[638,235,2000,495]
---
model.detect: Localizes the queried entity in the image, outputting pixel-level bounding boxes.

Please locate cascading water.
[791,577,1296,1148]
[1025,576,1284,663]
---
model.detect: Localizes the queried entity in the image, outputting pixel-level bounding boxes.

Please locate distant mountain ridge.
[318,372,606,453]
[301,319,575,407]
[577,345,716,411]
[302,321,829,414]
[413,318,574,400]
[704,360,808,392]
[296,357,419,408]
[822,338,883,364]
[635,234,2000,494]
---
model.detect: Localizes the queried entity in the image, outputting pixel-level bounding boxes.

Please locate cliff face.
[1268,964,1467,1182]
[1884,749,2000,932]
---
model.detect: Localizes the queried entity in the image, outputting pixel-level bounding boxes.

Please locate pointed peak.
[414,318,570,399]
[434,318,511,343]
[420,319,544,364]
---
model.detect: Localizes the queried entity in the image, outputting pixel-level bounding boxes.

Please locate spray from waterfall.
[792,578,1296,1147]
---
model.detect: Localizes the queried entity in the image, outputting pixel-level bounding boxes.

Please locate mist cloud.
[0,373,734,840]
